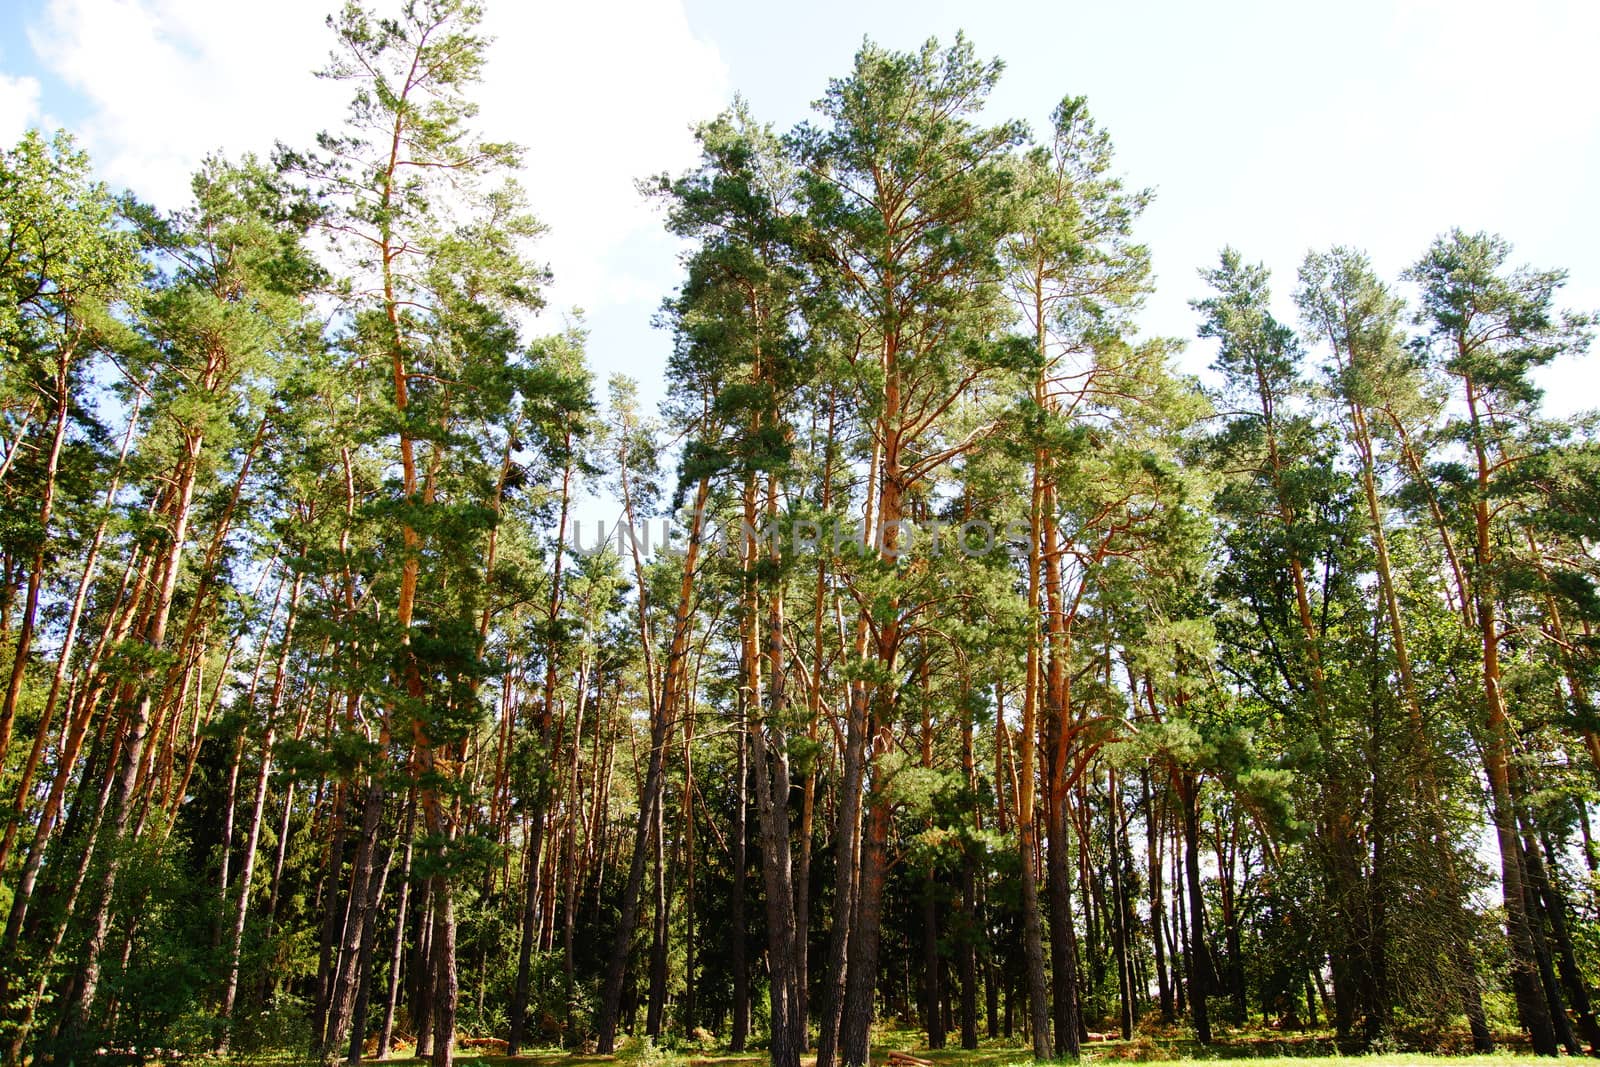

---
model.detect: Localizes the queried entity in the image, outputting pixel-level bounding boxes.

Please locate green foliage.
[5,9,1600,1065]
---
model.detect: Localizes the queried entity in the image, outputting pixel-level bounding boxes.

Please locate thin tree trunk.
[1107,768,1135,1038]
[428,867,458,1067]
[922,881,943,1048]
[594,476,710,1053]
[3,692,124,1060]
[219,571,304,1044]
[313,780,349,1043]
[345,833,396,1065]
[731,704,751,1051]
[645,781,670,1036]
[321,780,388,1062]
[413,880,436,1059]
[821,428,887,1067]
[0,349,76,770]
[683,712,698,1032]
[508,441,574,1052]
[61,431,204,1042]
[840,785,891,1067]
[817,676,870,1067]
[1015,458,1053,1062]
[1462,374,1559,1056]
[1144,766,1174,1022]
[958,696,979,1051]
[1180,772,1212,1044]
[749,478,804,1067]
[0,389,140,880]
[377,791,417,1061]
[1533,828,1600,1051]
[507,796,548,1053]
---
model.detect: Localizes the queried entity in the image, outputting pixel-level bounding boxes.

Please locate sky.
[2,0,1597,425]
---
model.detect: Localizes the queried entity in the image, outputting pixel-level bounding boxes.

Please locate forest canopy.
[0,3,1597,1066]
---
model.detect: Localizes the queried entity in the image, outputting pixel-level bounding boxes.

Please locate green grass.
[340,1036,1536,1067]
[217,1028,1538,1067]
[374,1051,1531,1067]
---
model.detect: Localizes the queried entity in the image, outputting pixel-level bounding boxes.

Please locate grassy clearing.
[349,1051,1530,1067]
[263,1029,1533,1067]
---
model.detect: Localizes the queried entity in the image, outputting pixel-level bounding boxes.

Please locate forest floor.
[287,1027,1538,1067]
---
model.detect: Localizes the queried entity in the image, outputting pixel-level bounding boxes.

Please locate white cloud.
[0,71,42,143]
[28,0,342,205]
[475,1,730,322]
[24,0,730,363]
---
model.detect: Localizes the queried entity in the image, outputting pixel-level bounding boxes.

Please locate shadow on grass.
[235,1027,1534,1067]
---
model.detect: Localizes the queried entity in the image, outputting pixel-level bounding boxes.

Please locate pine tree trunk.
[0,528,148,978]
[413,881,436,1059]
[509,444,574,1052]
[347,839,395,1064]
[1463,374,1560,1056]
[3,694,123,1060]
[1015,464,1054,1061]
[922,879,943,1048]
[61,434,203,1043]
[595,478,709,1053]
[1046,792,1082,1056]
[314,783,349,1044]
[1532,829,1600,1051]
[561,659,592,1037]
[749,606,804,1067]
[840,790,890,1066]
[1171,831,1187,1017]
[958,704,979,1051]
[322,780,388,1062]
[816,683,868,1067]
[1180,773,1212,1044]
[1214,814,1246,1026]
[507,812,546,1053]
[1144,768,1174,1021]
[731,714,750,1051]
[1107,769,1135,1038]
[592,675,665,1049]
[682,716,697,1033]
[0,389,140,880]
[429,870,458,1067]
[646,791,670,1036]
[0,350,74,770]
[377,792,416,1061]
[219,571,303,1043]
